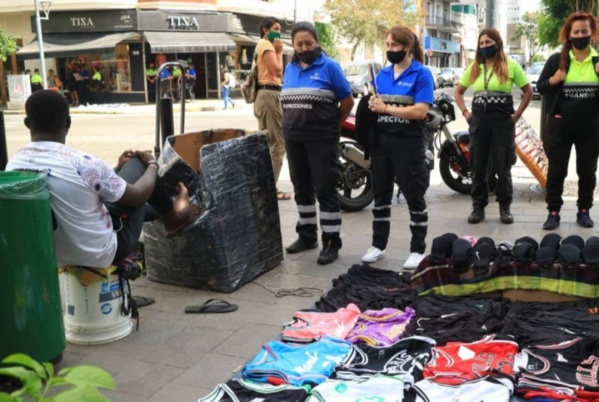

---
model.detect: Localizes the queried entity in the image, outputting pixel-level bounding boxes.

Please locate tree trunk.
[351,41,361,61]
[0,60,6,106]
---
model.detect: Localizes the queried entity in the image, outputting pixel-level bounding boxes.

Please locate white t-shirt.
[7,142,127,268]
[225,72,236,89]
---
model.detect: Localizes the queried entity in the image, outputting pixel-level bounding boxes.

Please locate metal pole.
[0,111,7,171]
[294,0,297,22]
[34,0,48,89]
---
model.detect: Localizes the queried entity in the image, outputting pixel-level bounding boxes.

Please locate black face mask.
[479,45,498,59]
[571,36,591,50]
[296,48,321,64]
[387,50,407,64]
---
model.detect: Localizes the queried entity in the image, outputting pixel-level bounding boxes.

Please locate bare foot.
[163,182,200,234]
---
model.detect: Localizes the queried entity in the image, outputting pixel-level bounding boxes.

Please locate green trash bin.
[0,171,66,363]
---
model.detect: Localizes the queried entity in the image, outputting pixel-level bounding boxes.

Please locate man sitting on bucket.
[7,90,199,301]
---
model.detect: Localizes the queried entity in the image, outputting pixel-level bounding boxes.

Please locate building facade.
[0,0,319,103]
[423,0,462,67]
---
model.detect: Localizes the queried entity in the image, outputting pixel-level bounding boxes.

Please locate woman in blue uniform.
[281,21,354,265]
[537,12,599,230]
[361,25,434,270]
[455,28,532,225]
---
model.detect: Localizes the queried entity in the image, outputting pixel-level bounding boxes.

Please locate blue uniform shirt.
[160,69,171,80]
[375,60,434,136]
[187,67,196,79]
[281,54,352,139]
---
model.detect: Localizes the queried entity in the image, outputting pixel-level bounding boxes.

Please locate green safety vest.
[146,68,158,77]
[93,72,102,81]
[31,74,43,84]
[172,68,182,77]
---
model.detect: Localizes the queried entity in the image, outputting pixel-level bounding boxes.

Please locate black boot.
[285,236,318,254]
[499,204,514,224]
[467,205,485,224]
[317,235,342,265]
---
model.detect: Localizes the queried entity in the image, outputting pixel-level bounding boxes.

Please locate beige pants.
[254,89,285,185]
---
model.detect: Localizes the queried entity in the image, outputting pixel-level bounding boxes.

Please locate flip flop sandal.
[184,298,239,314]
[132,296,155,308]
[277,191,292,200]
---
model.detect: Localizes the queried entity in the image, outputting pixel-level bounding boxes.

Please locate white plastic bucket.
[61,272,132,345]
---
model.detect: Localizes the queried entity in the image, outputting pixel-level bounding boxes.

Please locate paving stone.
[174,353,249,390]
[212,323,283,359]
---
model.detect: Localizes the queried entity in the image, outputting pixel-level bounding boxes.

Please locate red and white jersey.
[282,303,361,343]
[423,335,519,384]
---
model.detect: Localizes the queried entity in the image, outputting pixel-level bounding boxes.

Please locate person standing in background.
[172,65,182,101]
[254,16,291,201]
[66,63,80,106]
[146,63,158,103]
[220,66,236,109]
[159,66,173,99]
[47,69,62,94]
[31,69,44,92]
[185,63,197,102]
[537,12,599,230]
[454,28,532,225]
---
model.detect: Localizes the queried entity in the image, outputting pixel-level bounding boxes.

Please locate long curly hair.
[387,26,424,64]
[558,12,599,70]
[469,28,509,85]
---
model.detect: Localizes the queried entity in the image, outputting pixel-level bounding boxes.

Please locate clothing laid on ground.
[335,335,436,382]
[8,144,172,268]
[345,307,415,346]
[281,303,361,343]
[460,58,528,208]
[538,49,599,212]
[413,376,514,402]
[243,336,353,386]
[254,39,284,184]
[280,53,351,246]
[307,373,413,402]
[369,61,434,254]
[198,378,310,402]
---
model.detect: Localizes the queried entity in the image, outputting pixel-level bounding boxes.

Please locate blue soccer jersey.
[374,60,434,137]
[281,55,352,140]
[243,336,353,386]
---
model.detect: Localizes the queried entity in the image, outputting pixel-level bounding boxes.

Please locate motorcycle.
[337,92,472,212]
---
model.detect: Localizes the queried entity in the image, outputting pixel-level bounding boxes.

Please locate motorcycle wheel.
[338,142,374,212]
[439,152,472,195]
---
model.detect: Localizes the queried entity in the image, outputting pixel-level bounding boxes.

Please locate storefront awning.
[17,32,137,59]
[144,31,236,53]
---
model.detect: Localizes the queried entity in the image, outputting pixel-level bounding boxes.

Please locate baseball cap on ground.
[561,235,585,250]
[513,236,539,265]
[558,243,581,274]
[430,233,458,266]
[451,238,473,274]
[582,238,599,266]
[472,237,495,276]
[495,240,513,269]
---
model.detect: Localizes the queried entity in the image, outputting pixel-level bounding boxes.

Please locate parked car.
[526,61,545,99]
[440,68,459,87]
[424,66,442,90]
[343,61,383,97]
[452,67,465,83]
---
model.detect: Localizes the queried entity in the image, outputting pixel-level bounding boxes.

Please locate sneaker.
[285,237,318,254]
[362,247,385,263]
[543,211,561,230]
[467,206,485,224]
[577,209,595,228]
[317,237,341,265]
[403,252,425,270]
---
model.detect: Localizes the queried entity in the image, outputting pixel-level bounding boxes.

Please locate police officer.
[146,63,158,103]
[172,65,182,101]
[185,63,196,102]
[159,66,172,99]
[455,28,532,225]
[281,21,354,265]
[538,12,599,230]
[361,25,435,270]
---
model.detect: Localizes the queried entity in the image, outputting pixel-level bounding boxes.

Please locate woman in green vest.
[455,28,532,225]
[538,12,599,230]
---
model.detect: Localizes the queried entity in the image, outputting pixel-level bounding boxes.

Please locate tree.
[511,11,542,65]
[538,0,597,47]
[323,0,419,61]
[315,22,338,59]
[0,27,19,105]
